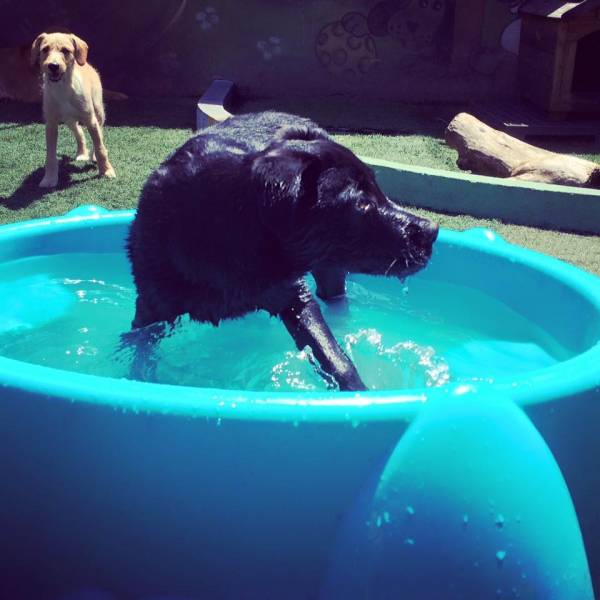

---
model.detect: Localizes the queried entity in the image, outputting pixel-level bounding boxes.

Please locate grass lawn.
[0,99,193,222]
[1,97,599,275]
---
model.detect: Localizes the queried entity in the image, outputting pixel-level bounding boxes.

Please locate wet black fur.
[126,111,438,391]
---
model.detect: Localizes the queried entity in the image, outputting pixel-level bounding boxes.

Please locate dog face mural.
[368,0,447,54]
[315,0,449,79]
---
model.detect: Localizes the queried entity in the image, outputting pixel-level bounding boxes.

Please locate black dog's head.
[252,126,438,279]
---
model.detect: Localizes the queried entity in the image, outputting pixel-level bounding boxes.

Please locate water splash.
[345,328,450,389]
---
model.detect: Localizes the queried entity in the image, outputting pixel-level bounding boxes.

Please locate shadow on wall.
[1,0,463,101]
[0,0,529,106]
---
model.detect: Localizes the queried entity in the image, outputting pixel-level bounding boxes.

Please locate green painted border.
[364,157,600,235]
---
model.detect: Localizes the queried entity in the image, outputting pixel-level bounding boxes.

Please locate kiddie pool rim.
[0,205,599,423]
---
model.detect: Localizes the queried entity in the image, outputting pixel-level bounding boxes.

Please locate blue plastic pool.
[0,206,598,599]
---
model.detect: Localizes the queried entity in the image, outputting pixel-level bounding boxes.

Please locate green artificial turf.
[0,99,192,223]
[1,97,599,275]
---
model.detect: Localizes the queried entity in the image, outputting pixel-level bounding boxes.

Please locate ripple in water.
[345,328,450,389]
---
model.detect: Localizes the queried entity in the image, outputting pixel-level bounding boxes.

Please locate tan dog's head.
[31,32,88,82]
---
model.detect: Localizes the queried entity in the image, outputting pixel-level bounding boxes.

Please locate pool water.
[0,253,571,392]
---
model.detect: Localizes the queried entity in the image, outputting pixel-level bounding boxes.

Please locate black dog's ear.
[274,124,324,143]
[252,147,322,235]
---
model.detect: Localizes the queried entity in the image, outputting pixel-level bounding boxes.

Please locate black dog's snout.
[48,63,59,73]
[424,221,439,244]
[407,219,439,246]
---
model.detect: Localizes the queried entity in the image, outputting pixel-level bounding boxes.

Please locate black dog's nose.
[407,219,439,246]
[48,63,59,73]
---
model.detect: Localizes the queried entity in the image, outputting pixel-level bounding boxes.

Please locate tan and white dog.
[31,32,116,187]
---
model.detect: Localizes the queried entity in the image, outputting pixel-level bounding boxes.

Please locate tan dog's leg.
[39,121,59,187]
[87,118,115,178]
[67,121,90,161]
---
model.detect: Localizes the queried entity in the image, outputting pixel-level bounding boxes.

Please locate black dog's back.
[199,111,329,152]
[127,111,437,390]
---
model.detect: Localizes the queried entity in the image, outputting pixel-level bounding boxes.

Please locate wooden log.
[445,112,600,189]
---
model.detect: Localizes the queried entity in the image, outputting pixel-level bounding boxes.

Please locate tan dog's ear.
[30,33,45,67]
[71,35,89,66]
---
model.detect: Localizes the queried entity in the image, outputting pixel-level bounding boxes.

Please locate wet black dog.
[126,111,438,391]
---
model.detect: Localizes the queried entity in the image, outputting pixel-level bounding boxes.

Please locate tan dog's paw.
[102,165,116,178]
[75,152,91,161]
[39,174,58,188]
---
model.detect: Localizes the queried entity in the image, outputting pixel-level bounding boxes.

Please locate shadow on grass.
[106,98,196,129]
[237,97,463,137]
[0,155,98,210]
[0,122,39,132]
[0,98,196,130]
[527,135,600,158]
[0,100,42,127]
[1,97,460,136]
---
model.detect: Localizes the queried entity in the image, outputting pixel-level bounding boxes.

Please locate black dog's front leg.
[279,287,366,391]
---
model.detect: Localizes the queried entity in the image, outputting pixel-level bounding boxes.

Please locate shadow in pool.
[0,155,98,210]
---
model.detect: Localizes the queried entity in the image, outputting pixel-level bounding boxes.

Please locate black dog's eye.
[357,197,377,213]
[61,48,70,55]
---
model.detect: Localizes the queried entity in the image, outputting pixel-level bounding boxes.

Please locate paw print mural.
[316,0,449,79]
[196,6,220,32]
[257,36,283,61]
